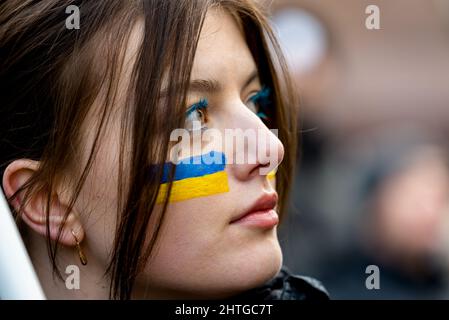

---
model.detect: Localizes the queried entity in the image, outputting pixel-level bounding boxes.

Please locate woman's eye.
[247,87,271,120]
[185,98,208,131]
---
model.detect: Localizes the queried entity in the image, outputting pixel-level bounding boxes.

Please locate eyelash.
[184,87,272,131]
[247,86,271,120]
[185,98,208,131]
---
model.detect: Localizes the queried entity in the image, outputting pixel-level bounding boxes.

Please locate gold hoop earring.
[71,230,87,266]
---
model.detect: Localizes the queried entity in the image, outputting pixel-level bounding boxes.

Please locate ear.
[2,159,84,246]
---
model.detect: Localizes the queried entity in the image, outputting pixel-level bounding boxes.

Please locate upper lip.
[230,192,278,223]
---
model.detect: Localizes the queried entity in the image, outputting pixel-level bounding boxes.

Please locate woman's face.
[76,8,285,298]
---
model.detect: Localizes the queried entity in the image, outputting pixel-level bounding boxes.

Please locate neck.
[25,231,110,299]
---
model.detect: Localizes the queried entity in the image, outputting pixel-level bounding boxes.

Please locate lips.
[230,192,279,228]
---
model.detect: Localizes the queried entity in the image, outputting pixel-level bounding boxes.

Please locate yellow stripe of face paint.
[157,169,276,204]
[156,171,229,204]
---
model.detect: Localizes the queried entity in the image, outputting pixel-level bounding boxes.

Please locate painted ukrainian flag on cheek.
[156,151,230,204]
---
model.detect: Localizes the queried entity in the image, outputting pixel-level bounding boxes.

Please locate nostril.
[249,162,270,177]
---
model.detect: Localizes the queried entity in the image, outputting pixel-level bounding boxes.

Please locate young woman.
[0,0,328,299]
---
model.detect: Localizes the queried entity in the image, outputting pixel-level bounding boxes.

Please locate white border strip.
[0,191,46,300]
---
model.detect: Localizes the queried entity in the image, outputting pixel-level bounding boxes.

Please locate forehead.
[191,8,257,86]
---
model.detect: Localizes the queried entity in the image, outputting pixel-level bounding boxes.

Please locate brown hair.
[0,0,297,299]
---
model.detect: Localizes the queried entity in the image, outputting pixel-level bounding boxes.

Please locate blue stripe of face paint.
[161,151,226,183]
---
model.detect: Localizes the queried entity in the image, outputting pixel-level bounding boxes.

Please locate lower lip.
[231,209,279,228]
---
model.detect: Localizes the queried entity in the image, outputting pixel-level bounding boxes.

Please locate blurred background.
[270,0,449,299]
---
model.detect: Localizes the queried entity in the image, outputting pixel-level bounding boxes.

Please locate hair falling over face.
[0,0,298,299]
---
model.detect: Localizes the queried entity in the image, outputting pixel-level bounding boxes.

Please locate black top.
[231,267,330,300]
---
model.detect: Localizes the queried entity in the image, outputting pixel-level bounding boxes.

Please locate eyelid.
[249,86,270,103]
[186,98,208,116]
[247,86,272,120]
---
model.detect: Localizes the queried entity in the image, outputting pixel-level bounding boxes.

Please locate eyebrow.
[189,69,259,94]
[160,69,259,97]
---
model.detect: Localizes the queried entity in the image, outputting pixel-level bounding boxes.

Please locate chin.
[219,236,283,296]
[139,232,283,299]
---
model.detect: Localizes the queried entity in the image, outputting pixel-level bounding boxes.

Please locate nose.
[225,103,285,182]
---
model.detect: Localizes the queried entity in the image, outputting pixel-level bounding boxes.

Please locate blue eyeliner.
[250,86,271,120]
[250,86,271,103]
[257,111,268,119]
[186,98,208,116]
